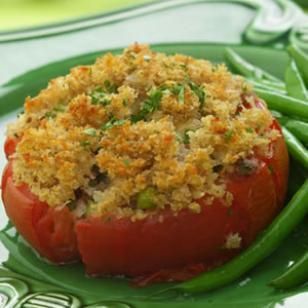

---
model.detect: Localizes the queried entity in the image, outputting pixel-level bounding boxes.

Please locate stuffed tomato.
[1,44,288,283]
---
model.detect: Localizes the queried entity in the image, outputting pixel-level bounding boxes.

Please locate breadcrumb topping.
[224,233,242,249]
[8,44,280,220]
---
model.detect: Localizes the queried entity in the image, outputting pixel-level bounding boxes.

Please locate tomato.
[1,131,289,283]
[4,137,18,159]
[76,159,279,279]
[261,125,289,207]
[1,162,79,263]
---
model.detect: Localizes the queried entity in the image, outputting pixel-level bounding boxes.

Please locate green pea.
[136,188,157,210]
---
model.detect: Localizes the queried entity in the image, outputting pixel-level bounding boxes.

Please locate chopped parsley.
[90,88,111,106]
[101,117,126,131]
[246,127,254,133]
[83,128,97,136]
[175,129,191,145]
[80,140,91,147]
[183,129,191,144]
[90,81,117,106]
[104,80,117,93]
[179,63,188,71]
[188,81,206,108]
[44,103,66,119]
[224,130,233,141]
[170,84,185,104]
[131,88,163,122]
[53,105,66,112]
[123,159,131,166]
[44,111,57,119]
[130,81,205,122]
[176,133,183,143]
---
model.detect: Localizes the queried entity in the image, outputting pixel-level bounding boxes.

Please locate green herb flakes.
[53,105,66,112]
[224,130,233,141]
[44,103,66,119]
[83,128,97,136]
[101,117,126,131]
[80,141,91,147]
[183,129,191,144]
[131,88,163,122]
[170,84,185,104]
[246,127,254,133]
[90,88,111,106]
[175,130,191,144]
[188,81,206,107]
[104,80,117,93]
[123,159,131,166]
[44,111,57,119]
[176,133,183,143]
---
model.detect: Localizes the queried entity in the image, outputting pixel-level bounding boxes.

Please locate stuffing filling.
[8,44,280,220]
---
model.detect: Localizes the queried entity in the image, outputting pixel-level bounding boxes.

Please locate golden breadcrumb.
[8,43,280,220]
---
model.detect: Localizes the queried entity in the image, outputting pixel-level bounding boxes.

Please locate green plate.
[0,42,308,308]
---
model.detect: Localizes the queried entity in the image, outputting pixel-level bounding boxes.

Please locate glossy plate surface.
[0,43,307,308]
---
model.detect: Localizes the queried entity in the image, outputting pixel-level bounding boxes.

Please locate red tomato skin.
[76,157,281,278]
[261,130,289,207]
[4,137,18,159]
[1,162,79,263]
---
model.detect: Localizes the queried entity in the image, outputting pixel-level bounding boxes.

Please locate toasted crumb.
[225,233,242,249]
[8,44,280,220]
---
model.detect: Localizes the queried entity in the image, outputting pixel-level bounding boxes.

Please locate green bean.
[225,48,284,84]
[270,109,283,117]
[285,60,308,100]
[288,45,308,87]
[272,112,308,145]
[254,88,308,121]
[260,79,286,91]
[157,180,308,294]
[284,120,308,145]
[270,250,308,289]
[282,127,308,170]
[287,158,308,199]
[249,80,286,95]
